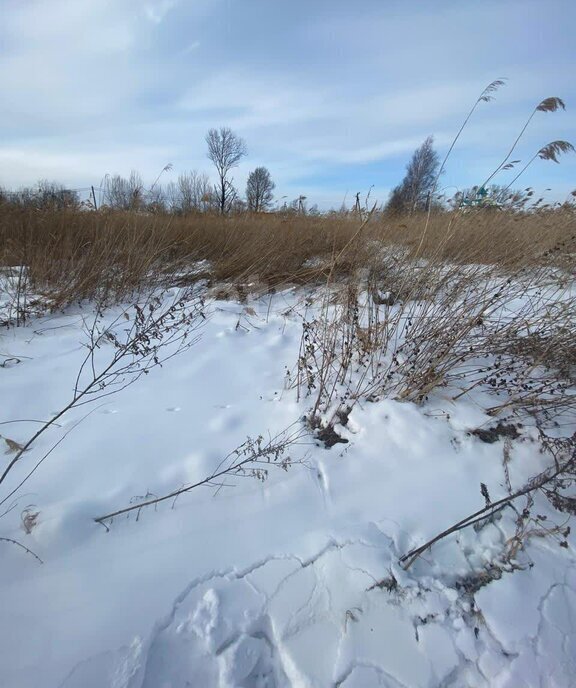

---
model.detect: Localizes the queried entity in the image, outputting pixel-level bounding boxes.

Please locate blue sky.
[1,0,574,208]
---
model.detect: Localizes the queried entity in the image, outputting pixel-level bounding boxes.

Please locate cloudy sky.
[1,0,574,208]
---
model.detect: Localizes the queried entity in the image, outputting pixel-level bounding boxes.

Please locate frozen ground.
[0,287,574,687]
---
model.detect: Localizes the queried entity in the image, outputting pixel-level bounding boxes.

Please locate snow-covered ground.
[0,287,574,687]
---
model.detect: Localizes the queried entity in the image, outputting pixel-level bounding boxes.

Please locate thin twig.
[400,448,575,569]
[0,537,43,564]
[0,419,63,428]
[95,427,306,528]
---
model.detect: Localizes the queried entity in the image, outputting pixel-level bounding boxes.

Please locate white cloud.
[145,0,179,24]
[0,0,573,207]
[0,143,176,190]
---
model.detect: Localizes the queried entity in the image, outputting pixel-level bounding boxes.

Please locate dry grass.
[0,205,574,313]
[0,207,355,309]
[1,207,575,429]
[370,208,575,270]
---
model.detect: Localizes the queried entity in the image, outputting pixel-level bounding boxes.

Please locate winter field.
[1,208,575,687]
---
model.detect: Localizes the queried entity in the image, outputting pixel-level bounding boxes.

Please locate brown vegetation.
[0,205,574,314]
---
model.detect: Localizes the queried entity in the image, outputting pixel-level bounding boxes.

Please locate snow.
[0,286,574,687]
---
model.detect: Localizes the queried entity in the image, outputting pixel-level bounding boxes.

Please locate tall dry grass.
[1,204,574,314]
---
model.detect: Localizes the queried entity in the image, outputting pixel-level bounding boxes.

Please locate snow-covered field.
[1,286,575,687]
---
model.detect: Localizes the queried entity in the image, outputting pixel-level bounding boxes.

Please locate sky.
[1,0,575,209]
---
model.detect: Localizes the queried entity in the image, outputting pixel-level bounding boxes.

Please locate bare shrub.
[1,181,80,211]
[0,288,206,508]
[295,225,574,441]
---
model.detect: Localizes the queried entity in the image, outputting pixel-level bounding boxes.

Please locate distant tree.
[246,167,275,212]
[385,136,440,214]
[206,127,247,214]
[103,171,144,210]
[145,184,168,214]
[166,171,213,214]
[201,187,220,212]
[385,185,408,215]
[22,187,39,208]
[230,197,247,214]
[37,180,80,210]
[163,181,178,211]
[4,180,80,210]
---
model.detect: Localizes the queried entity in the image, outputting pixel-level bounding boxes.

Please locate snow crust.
[0,287,574,687]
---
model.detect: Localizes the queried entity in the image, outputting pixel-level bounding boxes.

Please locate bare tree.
[385,136,440,214]
[246,167,275,212]
[103,171,144,211]
[3,181,80,211]
[230,197,247,214]
[177,171,213,213]
[206,127,247,214]
[145,184,168,214]
[36,180,80,210]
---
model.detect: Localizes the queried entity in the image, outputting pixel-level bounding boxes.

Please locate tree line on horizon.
[0,127,556,215]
